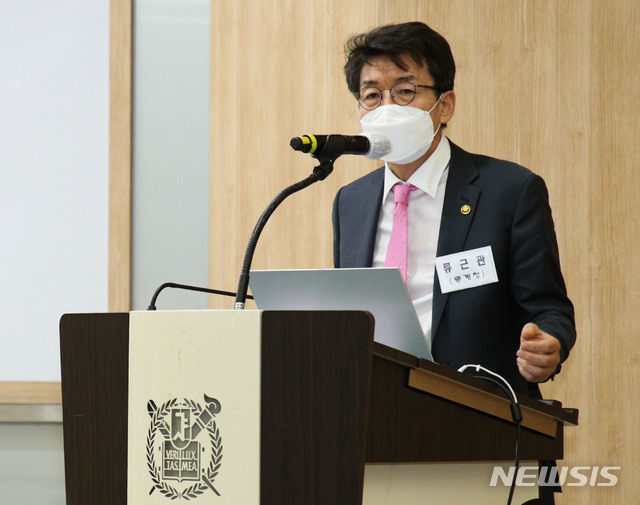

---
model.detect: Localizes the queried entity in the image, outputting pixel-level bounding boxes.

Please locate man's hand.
[516,323,561,383]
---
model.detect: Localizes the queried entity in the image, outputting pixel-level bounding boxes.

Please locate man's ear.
[439,90,456,125]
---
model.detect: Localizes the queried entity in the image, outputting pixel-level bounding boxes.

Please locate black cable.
[458,366,522,505]
[147,282,253,310]
[508,420,522,505]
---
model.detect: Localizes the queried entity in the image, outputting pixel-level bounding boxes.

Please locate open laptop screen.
[249,267,432,360]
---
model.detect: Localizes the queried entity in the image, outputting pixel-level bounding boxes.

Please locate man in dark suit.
[333,22,575,399]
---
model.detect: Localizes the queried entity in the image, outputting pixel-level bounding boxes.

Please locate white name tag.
[435,246,499,294]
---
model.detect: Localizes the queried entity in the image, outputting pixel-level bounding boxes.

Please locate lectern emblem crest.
[147,395,223,500]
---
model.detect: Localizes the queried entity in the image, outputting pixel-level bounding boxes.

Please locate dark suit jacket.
[332,141,576,397]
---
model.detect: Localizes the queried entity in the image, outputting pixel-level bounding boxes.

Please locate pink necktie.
[385,183,418,282]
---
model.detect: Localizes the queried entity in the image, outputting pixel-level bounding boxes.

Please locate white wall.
[0,1,109,502]
[0,0,211,379]
[0,0,109,382]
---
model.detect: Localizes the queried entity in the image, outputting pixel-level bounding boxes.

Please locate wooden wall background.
[109,0,132,312]
[207,1,640,503]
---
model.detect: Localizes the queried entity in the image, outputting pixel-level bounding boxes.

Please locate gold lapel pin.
[461,204,471,215]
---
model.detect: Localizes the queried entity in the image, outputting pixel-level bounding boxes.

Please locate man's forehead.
[360,54,430,84]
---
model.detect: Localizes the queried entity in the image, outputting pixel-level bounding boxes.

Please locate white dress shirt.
[372,136,451,347]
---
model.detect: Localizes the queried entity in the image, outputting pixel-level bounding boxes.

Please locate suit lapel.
[431,142,480,339]
[347,168,384,267]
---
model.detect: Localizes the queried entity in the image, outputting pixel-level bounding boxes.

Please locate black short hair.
[344,22,456,96]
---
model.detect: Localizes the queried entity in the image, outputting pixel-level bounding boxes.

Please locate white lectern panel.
[128,310,262,504]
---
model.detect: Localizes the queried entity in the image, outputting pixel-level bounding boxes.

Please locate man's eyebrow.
[360,74,419,87]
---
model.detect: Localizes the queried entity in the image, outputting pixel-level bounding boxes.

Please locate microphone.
[290,133,390,160]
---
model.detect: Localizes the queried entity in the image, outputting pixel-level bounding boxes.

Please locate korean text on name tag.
[435,246,498,294]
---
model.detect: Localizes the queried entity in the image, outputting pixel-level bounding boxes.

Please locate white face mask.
[359,99,442,164]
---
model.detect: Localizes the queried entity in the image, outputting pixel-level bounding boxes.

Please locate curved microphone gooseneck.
[233,159,335,310]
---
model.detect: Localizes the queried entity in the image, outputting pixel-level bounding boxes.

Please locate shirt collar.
[382,135,451,200]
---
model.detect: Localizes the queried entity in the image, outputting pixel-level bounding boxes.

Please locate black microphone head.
[290,136,305,151]
[290,133,390,160]
[290,135,326,154]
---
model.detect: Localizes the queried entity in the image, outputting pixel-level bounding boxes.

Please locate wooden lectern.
[60,310,577,505]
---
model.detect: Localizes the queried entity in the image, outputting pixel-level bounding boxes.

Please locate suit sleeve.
[509,174,576,364]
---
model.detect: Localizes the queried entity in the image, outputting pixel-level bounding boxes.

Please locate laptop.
[249,267,433,360]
